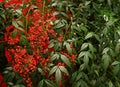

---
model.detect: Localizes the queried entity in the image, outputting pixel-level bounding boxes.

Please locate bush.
[0,0,120,87]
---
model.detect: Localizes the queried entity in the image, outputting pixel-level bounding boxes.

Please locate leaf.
[61,54,71,68]
[71,72,77,82]
[102,54,110,70]
[89,43,96,53]
[12,21,25,32]
[85,1,91,6]
[107,0,111,6]
[48,41,54,48]
[106,19,118,26]
[81,43,89,51]
[112,64,119,75]
[5,67,12,71]
[112,61,120,66]
[54,20,65,29]
[66,43,72,53]
[83,55,89,68]
[20,35,29,46]
[78,51,86,59]
[12,29,17,37]
[17,21,24,27]
[76,72,83,81]
[102,47,110,54]
[60,12,68,18]
[45,79,57,87]
[38,80,44,87]
[55,68,62,85]
[115,43,120,54]
[37,68,43,74]
[85,32,94,40]
[50,53,59,62]
[108,81,113,87]
[49,66,58,76]
[94,34,100,41]
[59,66,69,75]
[94,70,99,77]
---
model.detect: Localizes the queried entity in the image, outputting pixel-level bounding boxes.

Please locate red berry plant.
[1,0,77,87]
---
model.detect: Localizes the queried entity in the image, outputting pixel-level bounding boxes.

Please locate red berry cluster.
[1,0,77,87]
[4,0,56,87]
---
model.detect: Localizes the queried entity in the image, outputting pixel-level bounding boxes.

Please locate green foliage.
[51,0,120,86]
[1,0,120,87]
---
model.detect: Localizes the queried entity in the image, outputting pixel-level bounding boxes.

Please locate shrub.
[0,0,120,87]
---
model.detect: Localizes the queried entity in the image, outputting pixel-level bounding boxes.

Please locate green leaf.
[76,72,83,81]
[49,66,58,76]
[108,80,113,87]
[107,0,111,6]
[20,35,29,46]
[112,61,120,66]
[50,53,59,62]
[94,70,99,77]
[94,34,100,41]
[81,43,89,51]
[48,41,54,48]
[89,43,96,53]
[17,21,24,27]
[55,68,62,85]
[12,21,25,32]
[71,72,77,82]
[37,68,43,74]
[66,43,72,53]
[102,47,110,54]
[106,19,118,26]
[85,32,94,40]
[78,52,86,59]
[59,66,69,75]
[112,64,119,75]
[12,29,17,37]
[38,80,44,87]
[61,54,71,68]
[83,55,89,68]
[54,20,65,29]
[45,79,57,87]
[102,54,110,70]
[5,67,12,71]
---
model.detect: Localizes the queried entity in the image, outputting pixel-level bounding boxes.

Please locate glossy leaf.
[49,66,58,76]
[61,54,71,68]
[55,68,62,85]
[59,66,69,75]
